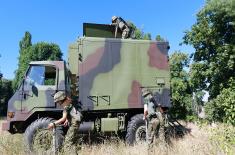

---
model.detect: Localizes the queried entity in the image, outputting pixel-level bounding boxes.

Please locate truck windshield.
[26,65,56,86]
[27,66,45,85]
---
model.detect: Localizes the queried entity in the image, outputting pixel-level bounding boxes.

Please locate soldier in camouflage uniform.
[111,16,130,39]
[48,91,81,155]
[142,89,165,150]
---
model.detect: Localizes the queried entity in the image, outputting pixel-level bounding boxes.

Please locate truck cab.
[2,61,67,133]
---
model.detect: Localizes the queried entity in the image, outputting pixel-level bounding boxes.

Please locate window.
[26,65,56,86]
[44,66,56,85]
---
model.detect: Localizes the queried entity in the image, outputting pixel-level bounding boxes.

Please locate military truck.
[2,23,171,150]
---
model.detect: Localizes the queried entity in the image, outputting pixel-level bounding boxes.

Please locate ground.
[0,120,233,155]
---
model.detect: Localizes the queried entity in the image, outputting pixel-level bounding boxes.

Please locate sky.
[0,0,205,80]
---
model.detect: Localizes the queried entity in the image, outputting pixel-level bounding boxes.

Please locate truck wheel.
[24,117,64,152]
[126,114,146,145]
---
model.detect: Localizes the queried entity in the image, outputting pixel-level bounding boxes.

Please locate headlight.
[7,112,15,118]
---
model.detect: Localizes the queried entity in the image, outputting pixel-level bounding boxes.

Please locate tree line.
[1,0,234,126]
[170,0,235,125]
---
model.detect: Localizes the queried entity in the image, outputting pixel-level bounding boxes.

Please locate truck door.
[20,65,58,112]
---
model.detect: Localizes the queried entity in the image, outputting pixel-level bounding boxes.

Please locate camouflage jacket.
[64,103,82,125]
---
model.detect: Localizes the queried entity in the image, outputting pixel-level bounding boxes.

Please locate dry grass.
[0,121,233,155]
[0,120,23,155]
[0,133,24,155]
[79,123,217,155]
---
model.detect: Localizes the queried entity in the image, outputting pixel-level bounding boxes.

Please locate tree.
[183,0,235,98]
[169,52,193,119]
[0,78,13,116]
[0,54,2,80]
[19,31,32,51]
[183,0,235,124]
[143,33,151,40]
[13,32,63,89]
[0,55,12,116]
[155,35,165,41]
[205,81,235,125]
[127,22,151,40]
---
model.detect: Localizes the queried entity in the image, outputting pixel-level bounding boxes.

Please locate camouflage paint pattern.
[2,61,66,130]
[3,36,171,132]
[68,37,171,111]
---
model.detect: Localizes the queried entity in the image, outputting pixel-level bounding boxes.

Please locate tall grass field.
[0,121,234,155]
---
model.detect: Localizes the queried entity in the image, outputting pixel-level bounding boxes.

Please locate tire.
[126,114,146,145]
[24,117,64,152]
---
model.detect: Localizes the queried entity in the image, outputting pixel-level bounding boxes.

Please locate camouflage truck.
[2,23,171,150]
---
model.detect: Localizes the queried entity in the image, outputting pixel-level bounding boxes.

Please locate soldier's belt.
[148,112,165,119]
[147,113,157,119]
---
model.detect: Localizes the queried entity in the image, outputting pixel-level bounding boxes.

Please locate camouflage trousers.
[63,122,80,155]
[147,112,165,150]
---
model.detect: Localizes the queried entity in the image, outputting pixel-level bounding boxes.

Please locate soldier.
[48,91,82,155]
[142,88,165,151]
[111,16,130,39]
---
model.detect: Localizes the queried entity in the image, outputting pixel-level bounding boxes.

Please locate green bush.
[205,83,235,125]
[0,79,13,116]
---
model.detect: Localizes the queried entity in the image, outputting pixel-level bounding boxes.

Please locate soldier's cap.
[112,16,118,21]
[54,91,66,103]
[142,88,152,97]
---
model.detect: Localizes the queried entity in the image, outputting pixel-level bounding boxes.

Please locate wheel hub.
[32,129,53,151]
[135,125,146,142]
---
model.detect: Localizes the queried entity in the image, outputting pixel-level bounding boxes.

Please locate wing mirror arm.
[22,77,26,92]
[51,67,60,97]
[21,77,27,99]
